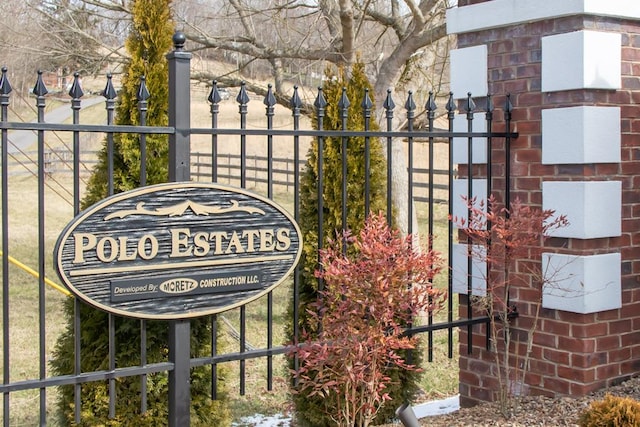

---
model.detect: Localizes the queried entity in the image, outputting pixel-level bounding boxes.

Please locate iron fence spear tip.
[290,86,302,109]
[361,88,373,110]
[314,88,327,109]
[384,89,395,111]
[264,84,276,107]
[426,91,437,112]
[103,74,117,100]
[338,88,350,110]
[405,90,416,112]
[69,73,84,99]
[137,76,150,102]
[208,80,220,104]
[236,82,250,104]
[32,70,48,97]
[0,67,11,95]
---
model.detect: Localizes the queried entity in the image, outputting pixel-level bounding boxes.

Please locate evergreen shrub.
[579,394,640,427]
[49,0,230,424]
[289,62,424,426]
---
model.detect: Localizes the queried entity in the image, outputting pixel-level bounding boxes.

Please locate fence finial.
[405,90,416,117]
[32,70,48,97]
[264,84,276,108]
[173,31,186,51]
[465,92,475,119]
[137,75,150,102]
[505,93,513,120]
[0,67,12,96]
[68,72,84,99]
[383,88,395,112]
[103,73,117,100]
[426,91,437,116]
[361,88,373,112]
[338,87,350,116]
[314,87,327,111]
[208,80,221,104]
[290,85,302,111]
[236,82,250,105]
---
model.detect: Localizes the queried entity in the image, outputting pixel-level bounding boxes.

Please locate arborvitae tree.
[50,0,230,425]
[289,62,423,426]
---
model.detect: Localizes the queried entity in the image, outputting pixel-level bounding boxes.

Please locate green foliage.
[289,63,423,426]
[296,62,388,339]
[50,0,230,424]
[290,213,446,427]
[51,301,230,426]
[578,394,640,427]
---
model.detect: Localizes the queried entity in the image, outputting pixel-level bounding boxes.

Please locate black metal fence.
[0,33,516,425]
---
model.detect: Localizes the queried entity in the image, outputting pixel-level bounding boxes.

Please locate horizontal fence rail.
[0,53,516,424]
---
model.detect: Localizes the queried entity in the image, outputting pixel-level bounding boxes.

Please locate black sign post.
[167,33,192,426]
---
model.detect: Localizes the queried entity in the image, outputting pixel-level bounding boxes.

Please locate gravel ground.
[403,375,640,427]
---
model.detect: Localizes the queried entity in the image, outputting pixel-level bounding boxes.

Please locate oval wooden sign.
[54,182,302,319]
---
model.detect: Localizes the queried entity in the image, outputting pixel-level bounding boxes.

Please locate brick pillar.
[447,0,640,406]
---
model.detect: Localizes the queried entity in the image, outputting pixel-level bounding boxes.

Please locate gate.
[0,33,516,425]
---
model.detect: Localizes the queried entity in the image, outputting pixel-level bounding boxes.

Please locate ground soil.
[381,375,640,426]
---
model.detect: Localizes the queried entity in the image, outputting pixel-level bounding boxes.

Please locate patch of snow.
[413,394,460,418]
[232,395,460,426]
[231,413,292,427]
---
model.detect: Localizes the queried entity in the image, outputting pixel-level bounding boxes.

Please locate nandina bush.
[289,213,446,427]
[454,196,568,418]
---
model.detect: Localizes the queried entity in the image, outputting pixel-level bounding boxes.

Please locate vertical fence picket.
[314,88,327,292]
[362,89,372,216]
[103,74,117,196]
[446,92,456,359]
[383,90,395,223]
[290,86,302,378]
[209,81,220,183]
[465,93,476,355]
[33,71,49,426]
[339,88,350,238]
[0,67,11,427]
[264,85,276,390]
[137,76,150,186]
[426,91,437,363]
[236,82,249,396]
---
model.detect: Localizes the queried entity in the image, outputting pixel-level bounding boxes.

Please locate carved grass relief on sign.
[54,182,302,319]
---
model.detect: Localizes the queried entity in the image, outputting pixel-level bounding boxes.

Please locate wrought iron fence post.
[168,31,191,183]
[167,31,191,427]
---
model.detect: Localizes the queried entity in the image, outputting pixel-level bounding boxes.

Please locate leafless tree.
[180,0,451,107]
[14,0,454,233]
[179,0,453,233]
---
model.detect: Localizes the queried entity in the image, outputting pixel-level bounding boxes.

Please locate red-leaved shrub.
[289,213,446,427]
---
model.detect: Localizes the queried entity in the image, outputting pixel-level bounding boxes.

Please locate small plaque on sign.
[54,182,302,319]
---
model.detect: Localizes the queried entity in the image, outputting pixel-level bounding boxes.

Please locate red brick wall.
[456,14,640,406]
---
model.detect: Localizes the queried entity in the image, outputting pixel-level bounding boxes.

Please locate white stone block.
[542,252,621,314]
[543,181,621,239]
[453,114,488,164]
[450,45,488,99]
[452,243,487,296]
[452,179,488,228]
[542,30,621,92]
[542,106,621,164]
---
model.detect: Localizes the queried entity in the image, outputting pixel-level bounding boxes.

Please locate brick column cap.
[447,0,640,35]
